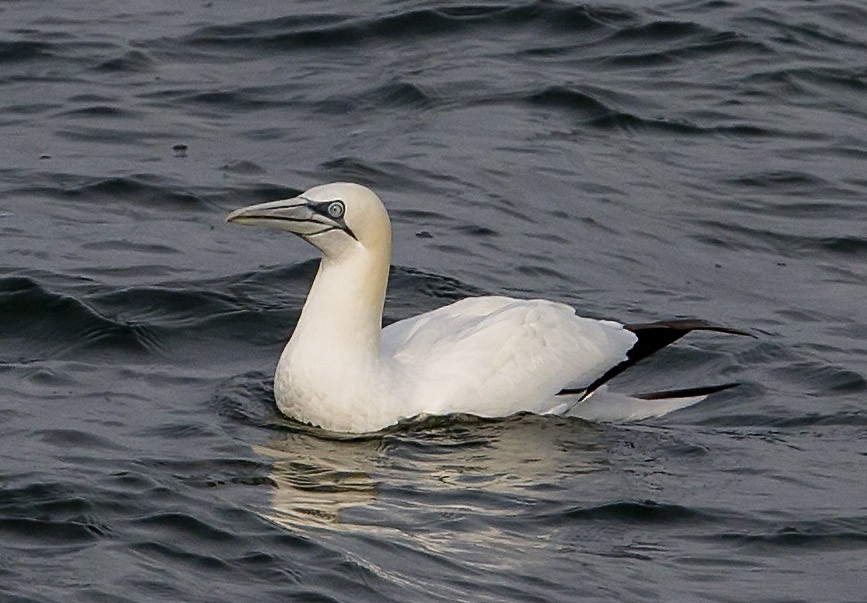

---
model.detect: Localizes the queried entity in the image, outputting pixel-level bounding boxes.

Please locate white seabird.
[227,182,749,433]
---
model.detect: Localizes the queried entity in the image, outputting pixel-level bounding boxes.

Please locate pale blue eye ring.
[327,201,344,219]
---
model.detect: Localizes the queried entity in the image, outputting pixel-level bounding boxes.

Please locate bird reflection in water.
[253,414,612,538]
[253,436,379,530]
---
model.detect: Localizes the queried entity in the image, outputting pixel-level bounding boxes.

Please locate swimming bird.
[227,183,749,433]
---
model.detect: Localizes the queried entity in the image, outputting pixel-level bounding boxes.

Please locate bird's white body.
[279,293,636,432]
[227,183,727,433]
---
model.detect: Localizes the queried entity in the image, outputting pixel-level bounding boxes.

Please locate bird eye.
[327,201,344,219]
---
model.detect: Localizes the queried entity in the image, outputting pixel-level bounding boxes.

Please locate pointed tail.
[558,319,753,400]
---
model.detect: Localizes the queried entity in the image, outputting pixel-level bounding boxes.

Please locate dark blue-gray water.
[2,1,865,601]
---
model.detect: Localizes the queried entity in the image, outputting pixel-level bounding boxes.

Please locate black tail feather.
[634,382,740,400]
[624,319,755,339]
[557,319,753,399]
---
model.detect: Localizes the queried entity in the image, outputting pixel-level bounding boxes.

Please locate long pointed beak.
[226,197,307,225]
[226,197,343,237]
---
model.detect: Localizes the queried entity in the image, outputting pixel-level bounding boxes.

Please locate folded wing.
[381,296,637,416]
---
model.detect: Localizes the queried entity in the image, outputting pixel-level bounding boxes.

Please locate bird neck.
[291,245,390,360]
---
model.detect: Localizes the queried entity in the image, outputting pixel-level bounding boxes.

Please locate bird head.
[227,182,391,259]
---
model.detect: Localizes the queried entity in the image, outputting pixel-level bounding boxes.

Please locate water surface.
[1,1,865,601]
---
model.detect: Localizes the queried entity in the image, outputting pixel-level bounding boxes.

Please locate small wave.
[539,499,709,525]
[772,360,867,396]
[62,174,202,208]
[133,512,235,543]
[95,286,240,328]
[751,14,865,51]
[524,85,772,136]
[212,371,276,429]
[745,66,867,96]
[93,49,155,73]
[591,23,771,70]
[0,276,164,361]
[130,540,231,571]
[0,482,93,515]
[32,428,124,451]
[693,219,867,258]
[59,105,140,119]
[353,79,435,110]
[730,169,830,189]
[318,156,447,192]
[715,519,867,552]
[604,20,766,54]
[178,88,278,111]
[31,265,312,357]
[56,125,177,145]
[764,412,867,428]
[0,516,104,545]
[0,482,107,545]
[386,266,487,315]
[219,160,266,175]
[80,239,179,255]
[175,2,635,54]
[0,40,53,64]
[527,86,611,117]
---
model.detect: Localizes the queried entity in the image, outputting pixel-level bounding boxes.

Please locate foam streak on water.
[1,1,866,601]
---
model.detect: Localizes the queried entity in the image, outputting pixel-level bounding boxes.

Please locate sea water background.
[1,1,865,601]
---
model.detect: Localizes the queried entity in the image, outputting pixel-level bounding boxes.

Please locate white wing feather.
[381,296,637,417]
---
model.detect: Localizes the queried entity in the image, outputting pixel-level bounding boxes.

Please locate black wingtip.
[556,318,754,400]
[625,319,757,339]
[634,382,741,400]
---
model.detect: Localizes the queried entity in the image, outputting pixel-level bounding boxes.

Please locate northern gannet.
[227,182,749,433]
